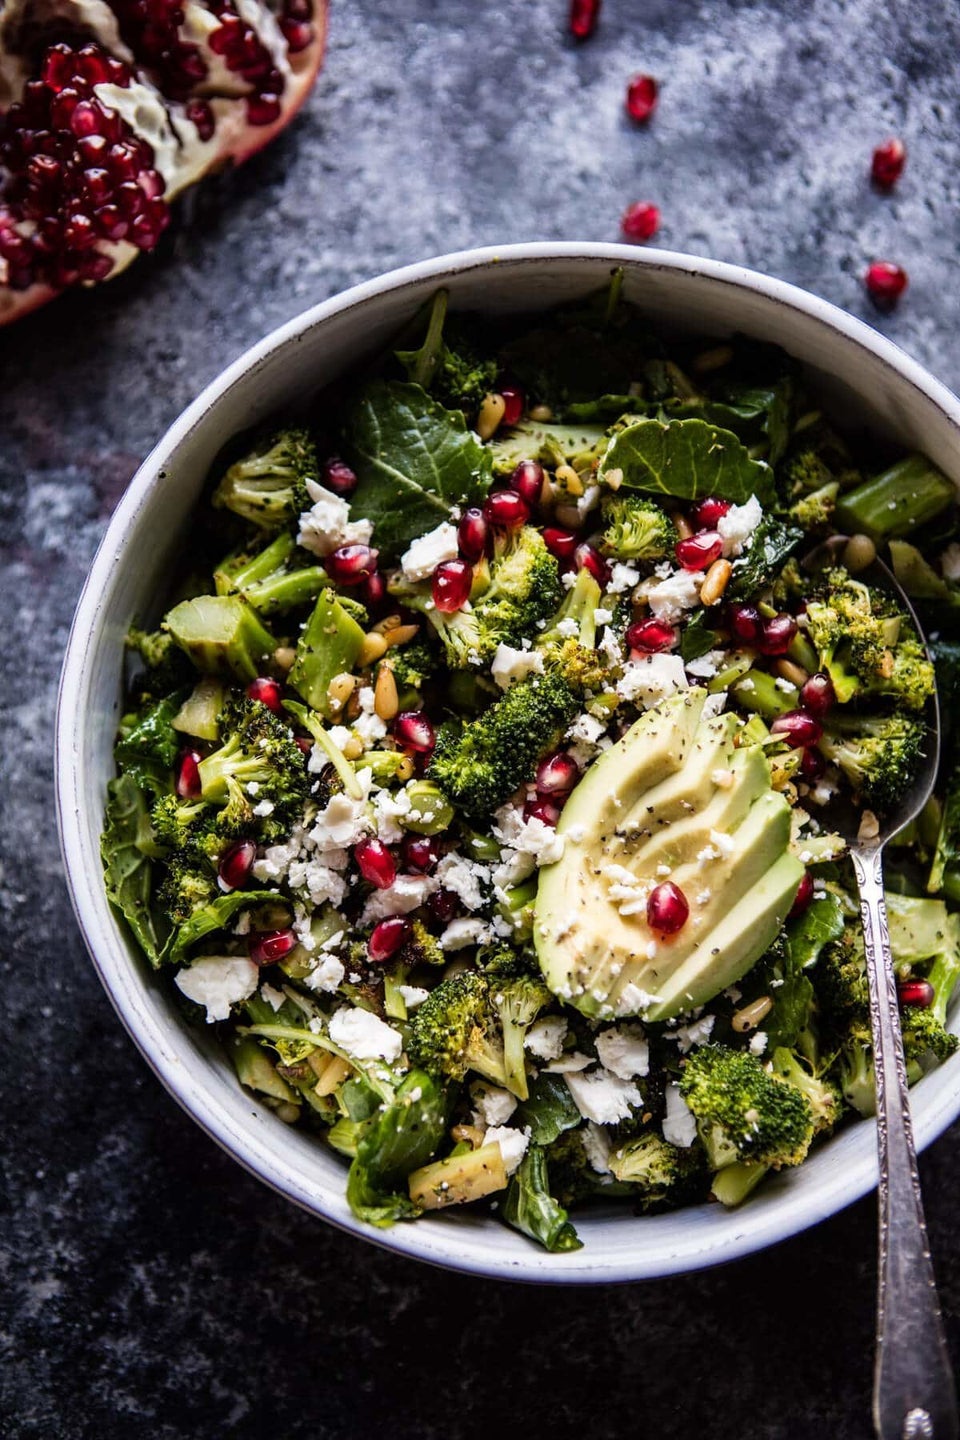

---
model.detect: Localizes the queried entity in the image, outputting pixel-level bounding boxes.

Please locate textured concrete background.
[3,1,960,1436]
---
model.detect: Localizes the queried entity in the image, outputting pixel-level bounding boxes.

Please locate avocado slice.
[534,689,804,1022]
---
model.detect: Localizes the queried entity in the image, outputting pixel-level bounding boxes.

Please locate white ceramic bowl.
[56,243,960,1283]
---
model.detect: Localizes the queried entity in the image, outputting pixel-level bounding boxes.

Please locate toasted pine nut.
[554,503,583,530]
[775,658,809,689]
[699,558,733,606]
[731,995,773,1033]
[604,466,624,491]
[273,645,296,672]
[327,672,357,711]
[692,344,735,375]
[477,392,506,441]
[382,623,420,650]
[674,514,694,540]
[395,754,415,782]
[555,463,583,496]
[529,404,553,421]
[341,735,364,761]
[360,631,388,666]
[374,663,399,721]
[843,533,876,573]
[314,1055,353,1097]
[345,688,362,721]
[373,613,404,635]
[275,1102,301,1124]
[451,1123,486,1149]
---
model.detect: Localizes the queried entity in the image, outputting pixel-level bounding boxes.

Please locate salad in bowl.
[100,277,960,1254]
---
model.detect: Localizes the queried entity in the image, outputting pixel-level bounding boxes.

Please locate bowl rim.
[55,241,960,1284]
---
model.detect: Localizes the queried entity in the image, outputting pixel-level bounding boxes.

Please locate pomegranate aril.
[574,543,608,584]
[500,386,525,427]
[280,18,313,50]
[64,212,97,250]
[41,44,76,92]
[129,211,164,250]
[799,747,826,781]
[70,101,108,139]
[94,205,128,240]
[676,531,723,571]
[626,73,658,124]
[647,881,689,934]
[871,138,906,189]
[108,144,140,182]
[401,834,439,873]
[524,797,561,826]
[690,496,731,531]
[799,673,836,718]
[484,489,530,530]
[75,47,116,86]
[898,979,935,1009]
[49,90,81,129]
[509,459,544,510]
[116,181,146,217]
[542,526,579,559]
[368,916,411,962]
[394,711,436,753]
[569,0,601,40]
[218,838,257,890]
[247,676,284,713]
[621,201,660,243]
[78,135,110,166]
[770,710,823,747]
[249,928,297,966]
[27,154,60,188]
[428,888,458,924]
[626,618,677,653]
[323,457,358,494]
[535,750,580,797]
[362,571,387,606]
[248,93,282,126]
[327,544,378,585]
[458,508,488,563]
[354,837,397,890]
[727,603,763,646]
[139,169,166,200]
[80,253,114,283]
[176,750,202,799]
[865,260,908,307]
[83,168,113,205]
[757,613,798,656]
[432,559,473,613]
[185,100,215,143]
[789,871,814,919]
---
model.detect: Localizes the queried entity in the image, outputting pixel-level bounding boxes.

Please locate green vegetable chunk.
[288,588,365,715]
[166,595,277,682]
[502,1146,583,1253]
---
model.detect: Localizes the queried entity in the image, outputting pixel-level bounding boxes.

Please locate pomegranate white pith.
[0,0,327,324]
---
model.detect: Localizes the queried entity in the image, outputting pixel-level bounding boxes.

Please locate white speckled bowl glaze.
[56,244,960,1282]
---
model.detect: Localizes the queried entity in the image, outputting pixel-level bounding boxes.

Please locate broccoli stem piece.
[288,589,366,715]
[216,532,328,615]
[731,668,797,720]
[165,595,277,682]
[285,700,363,799]
[710,1161,769,1207]
[834,454,955,542]
[408,1142,509,1210]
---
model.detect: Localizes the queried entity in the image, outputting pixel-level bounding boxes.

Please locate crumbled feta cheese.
[565,1067,642,1124]
[582,1122,614,1175]
[252,798,275,817]
[662,1083,698,1147]
[617,653,689,708]
[435,852,490,911]
[599,630,624,668]
[524,1015,568,1061]
[749,1030,769,1055]
[941,543,960,582]
[685,649,727,680]
[701,693,727,721]
[471,1082,518,1127]
[328,1007,404,1063]
[362,873,439,923]
[666,1013,716,1054]
[709,828,736,857]
[543,1050,593,1073]
[372,786,412,843]
[595,1024,650,1079]
[175,955,259,1023]
[567,712,605,749]
[259,983,286,1012]
[490,643,545,690]
[484,1125,530,1175]
[641,567,702,623]
[717,494,763,558]
[400,522,460,581]
[593,607,614,626]
[310,791,370,851]
[711,768,735,790]
[297,478,374,557]
[607,561,641,595]
[302,952,346,994]
[440,917,495,950]
[556,617,580,638]
[616,982,660,1016]
[397,984,430,1009]
[492,804,565,881]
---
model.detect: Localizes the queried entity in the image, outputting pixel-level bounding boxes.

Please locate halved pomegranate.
[0,0,328,324]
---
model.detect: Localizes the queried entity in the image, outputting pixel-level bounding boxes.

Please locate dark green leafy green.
[114,691,186,792]
[727,517,803,601]
[162,889,277,966]
[514,1072,581,1145]
[502,1145,582,1252]
[101,773,165,964]
[343,381,492,557]
[680,610,720,663]
[786,894,846,971]
[346,1070,451,1227]
[599,418,776,507]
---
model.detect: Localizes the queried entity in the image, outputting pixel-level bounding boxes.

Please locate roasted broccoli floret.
[487,965,552,1100]
[195,696,308,823]
[214,531,327,615]
[157,848,219,924]
[389,636,437,697]
[406,970,506,1086]
[787,481,839,532]
[779,415,862,499]
[428,671,579,817]
[598,494,674,561]
[818,712,926,811]
[679,1043,816,1171]
[212,428,318,529]
[805,568,904,704]
[399,919,446,968]
[607,1131,708,1210]
[395,290,499,415]
[769,1047,843,1137]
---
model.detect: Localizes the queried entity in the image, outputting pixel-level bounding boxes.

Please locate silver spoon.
[805,540,957,1440]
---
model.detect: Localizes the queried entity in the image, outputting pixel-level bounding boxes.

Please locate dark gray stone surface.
[3,1,960,1435]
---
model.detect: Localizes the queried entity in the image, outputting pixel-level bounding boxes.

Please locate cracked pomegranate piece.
[0,0,328,324]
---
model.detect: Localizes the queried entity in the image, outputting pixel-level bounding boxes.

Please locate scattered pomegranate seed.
[401,834,440,873]
[246,676,283,713]
[621,201,661,243]
[535,750,580,797]
[799,673,836,718]
[676,532,723,571]
[626,618,678,653]
[771,710,824,747]
[428,888,459,923]
[574,542,609,584]
[500,386,525,427]
[218,838,257,891]
[323,457,358,494]
[625,73,658,124]
[647,881,689,934]
[354,837,397,890]
[898,978,935,1009]
[458,507,489,563]
[393,710,436,753]
[789,871,814,919]
[432,558,473,613]
[524,797,562,826]
[727,603,763,646]
[175,750,202,799]
[368,915,412,962]
[690,496,731,531]
[362,571,387,606]
[484,489,530,529]
[871,138,906,189]
[569,0,601,39]
[509,459,544,511]
[326,544,378,585]
[542,525,580,559]
[799,748,826,781]
[280,17,313,51]
[185,99,215,143]
[865,260,908,308]
[294,735,313,755]
[249,928,298,966]
[247,93,281,126]
[757,614,798,656]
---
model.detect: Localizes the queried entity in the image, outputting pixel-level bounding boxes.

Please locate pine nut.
[775,658,809,689]
[674,514,694,540]
[373,613,404,635]
[273,645,296,672]
[314,1055,353,1097]
[554,503,583,530]
[699,558,733,606]
[731,995,773,1033]
[451,1123,486,1149]
[341,734,364,760]
[344,688,362,721]
[327,672,357,711]
[843,533,876,573]
[374,663,399,721]
[555,463,583,496]
[275,1102,301,1124]
[477,392,506,441]
[604,466,624,491]
[383,623,420,650]
[529,404,553,421]
[360,631,388,666]
[395,754,415,782]
[692,344,735,374]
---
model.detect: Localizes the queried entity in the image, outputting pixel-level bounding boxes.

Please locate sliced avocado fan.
[533,688,804,1022]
